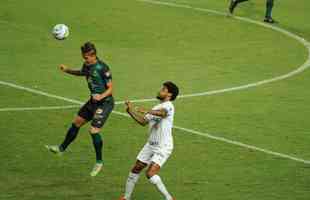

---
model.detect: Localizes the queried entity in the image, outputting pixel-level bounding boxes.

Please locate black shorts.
[78,97,114,128]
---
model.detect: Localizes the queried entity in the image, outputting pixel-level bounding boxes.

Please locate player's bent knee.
[73,116,86,127]
[146,163,160,178]
[131,166,142,174]
[146,171,156,179]
[131,161,147,173]
[131,165,144,173]
[90,126,101,134]
[73,122,83,128]
[146,167,158,178]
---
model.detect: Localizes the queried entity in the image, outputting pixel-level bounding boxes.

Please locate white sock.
[124,172,140,200]
[149,175,173,200]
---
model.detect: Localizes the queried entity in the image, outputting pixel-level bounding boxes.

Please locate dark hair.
[81,42,97,55]
[163,81,179,101]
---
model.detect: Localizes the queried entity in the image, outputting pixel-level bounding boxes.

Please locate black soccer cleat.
[264,17,277,24]
[229,0,238,15]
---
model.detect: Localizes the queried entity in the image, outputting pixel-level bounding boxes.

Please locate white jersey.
[144,101,175,150]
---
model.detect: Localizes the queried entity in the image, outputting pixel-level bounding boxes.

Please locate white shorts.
[137,143,173,167]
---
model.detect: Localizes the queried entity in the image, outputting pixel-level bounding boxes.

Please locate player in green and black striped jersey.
[46,42,114,177]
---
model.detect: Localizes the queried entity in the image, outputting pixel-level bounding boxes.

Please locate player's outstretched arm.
[59,64,85,76]
[125,101,148,126]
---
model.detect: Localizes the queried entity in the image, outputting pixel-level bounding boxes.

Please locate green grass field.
[1,0,310,199]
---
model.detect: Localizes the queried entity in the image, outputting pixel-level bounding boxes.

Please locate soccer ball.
[52,24,69,40]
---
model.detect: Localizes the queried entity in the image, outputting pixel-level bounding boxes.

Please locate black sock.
[231,0,248,12]
[91,133,103,163]
[265,0,274,18]
[59,123,80,151]
[237,0,249,3]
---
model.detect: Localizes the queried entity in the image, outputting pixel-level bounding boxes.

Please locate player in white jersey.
[119,81,179,200]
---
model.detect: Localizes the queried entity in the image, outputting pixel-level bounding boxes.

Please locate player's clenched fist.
[59,64,68,72]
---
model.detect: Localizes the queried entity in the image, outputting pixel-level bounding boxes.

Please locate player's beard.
[156,94,164,100]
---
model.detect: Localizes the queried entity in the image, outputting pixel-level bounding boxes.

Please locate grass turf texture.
[1,0,310,199]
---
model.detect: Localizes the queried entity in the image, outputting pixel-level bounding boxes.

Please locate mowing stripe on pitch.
[1,80,309,165]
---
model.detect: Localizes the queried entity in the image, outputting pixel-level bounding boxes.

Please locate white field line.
[0,105,79,112]
[1,80,310,164]
[122,0,310,103]
[174,126,310,164]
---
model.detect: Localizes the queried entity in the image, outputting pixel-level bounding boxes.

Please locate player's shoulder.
[82,62,88,68]
[161,101,174,112]
[153,101,174,109]
[162,101,174,107]
[97,59,110,71]
[96,59,112,79]
[81,62,90,73]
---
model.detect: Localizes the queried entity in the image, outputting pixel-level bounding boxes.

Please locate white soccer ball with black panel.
[52,24,69,40]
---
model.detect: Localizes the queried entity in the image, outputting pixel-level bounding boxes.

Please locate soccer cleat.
[228,0,238,15]
[264,17,276,24]
[90,163,103,177]
[45,145,63,155]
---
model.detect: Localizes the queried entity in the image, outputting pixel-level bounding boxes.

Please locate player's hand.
[59,64,68,72]
[92,94,103,101]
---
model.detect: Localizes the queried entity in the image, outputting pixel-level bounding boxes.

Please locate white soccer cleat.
[45,145,63,155]
[90,163,103,177]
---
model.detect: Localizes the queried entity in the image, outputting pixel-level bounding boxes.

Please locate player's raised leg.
[147,163,175,200]
[229,0,249,15]
[89,126,104,177]
[89,100,114,177]
[46,115,87,154]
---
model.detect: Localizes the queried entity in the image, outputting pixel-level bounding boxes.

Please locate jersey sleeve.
[81,63,88,75]
[161,103,174,117]
[144,103,173,121]
[144,113,161,121]
[99,64,112,84]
